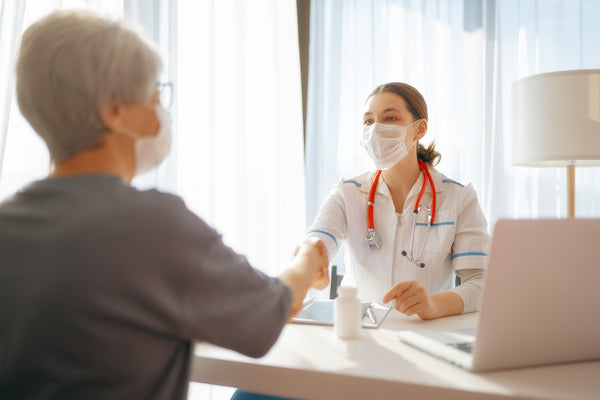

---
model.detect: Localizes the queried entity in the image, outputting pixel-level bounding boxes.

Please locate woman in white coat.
[307,82,490,320]
[231,83,491,400]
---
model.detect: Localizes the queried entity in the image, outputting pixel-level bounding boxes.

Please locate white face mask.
[360,120,419,170]
[120,105,172,175]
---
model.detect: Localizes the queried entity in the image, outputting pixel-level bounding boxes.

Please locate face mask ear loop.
[407,119,422,152]
[119,128,141,140]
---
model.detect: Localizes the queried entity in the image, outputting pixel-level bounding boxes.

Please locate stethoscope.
[364,159,437,268]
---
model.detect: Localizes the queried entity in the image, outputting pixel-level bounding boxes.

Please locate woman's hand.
[293,238,329,290]
[311,263,330,290]
[284,238,330,317]
[383,280,464,320]
[383,280,440,320]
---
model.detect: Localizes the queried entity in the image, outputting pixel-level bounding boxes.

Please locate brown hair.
[368,82,441,166]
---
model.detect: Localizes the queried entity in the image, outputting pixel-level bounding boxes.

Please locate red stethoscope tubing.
[367,159,436,230]
[418,159,436,224]
[367,170,382,230]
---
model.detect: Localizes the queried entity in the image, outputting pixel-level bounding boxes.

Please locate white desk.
[191,310,600,399]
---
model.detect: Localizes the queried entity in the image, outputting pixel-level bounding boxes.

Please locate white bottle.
[334,286,361,339]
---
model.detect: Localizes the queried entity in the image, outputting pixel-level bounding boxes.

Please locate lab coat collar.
[355,167,446,199]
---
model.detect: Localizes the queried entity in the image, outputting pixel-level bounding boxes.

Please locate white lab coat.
[307,167,490,312]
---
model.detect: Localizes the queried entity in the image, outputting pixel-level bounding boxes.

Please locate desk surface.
[191,310,600,400]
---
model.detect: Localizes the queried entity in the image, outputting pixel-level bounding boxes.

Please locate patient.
[0,10,328,399]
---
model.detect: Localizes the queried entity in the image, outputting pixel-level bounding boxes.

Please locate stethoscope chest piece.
[365,229,382,249]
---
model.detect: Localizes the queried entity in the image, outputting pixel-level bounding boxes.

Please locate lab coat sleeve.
[451,183,490,270]
[449,183,490,313]
[305,183,348,262]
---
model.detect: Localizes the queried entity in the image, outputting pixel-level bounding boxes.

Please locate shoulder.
[80,182,217,242]
[130,188,214,233]
[431,169,481,209]
[431,168,465,190]
[130,187,188,211]
[432,168,476,195]
[336,171,374,192]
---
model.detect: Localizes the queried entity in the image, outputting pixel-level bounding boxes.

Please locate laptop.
[397,218,600,372]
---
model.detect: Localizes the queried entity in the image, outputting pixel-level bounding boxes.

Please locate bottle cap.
[337,286,358,298]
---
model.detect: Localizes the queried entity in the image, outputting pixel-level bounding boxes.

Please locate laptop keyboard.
[448,342,474,354]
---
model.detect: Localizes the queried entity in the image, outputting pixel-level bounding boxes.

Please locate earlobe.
[417,120,428,139]
[99,98,122,133]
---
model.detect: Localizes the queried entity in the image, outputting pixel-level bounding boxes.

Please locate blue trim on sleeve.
[442,179,464,187]
[452,251,488,260]
[343,179,362,187]
[307,229,338,248]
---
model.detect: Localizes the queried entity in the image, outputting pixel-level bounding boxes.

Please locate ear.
[99,98,124,133]
[415,119,428,140]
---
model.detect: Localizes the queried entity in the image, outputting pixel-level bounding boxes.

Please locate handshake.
[282,237,330,317]
[293,237,330,290]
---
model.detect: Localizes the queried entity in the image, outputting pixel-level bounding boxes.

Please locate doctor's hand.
[283,238,330,318]
[294,238,329,290]
[383,280,440,320]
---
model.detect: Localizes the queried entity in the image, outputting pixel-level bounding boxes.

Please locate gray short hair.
[16,10,162,162]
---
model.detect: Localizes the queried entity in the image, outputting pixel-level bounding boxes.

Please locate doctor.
[307,82,490,320]
[231,83,491,400]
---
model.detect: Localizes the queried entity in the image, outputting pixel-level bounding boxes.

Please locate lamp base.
[567,165,575,218]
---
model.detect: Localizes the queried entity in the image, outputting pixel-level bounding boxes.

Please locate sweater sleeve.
[450,268,486,313]
[156,195,292,358]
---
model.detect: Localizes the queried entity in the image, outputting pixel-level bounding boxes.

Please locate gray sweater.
[0,174,291,399]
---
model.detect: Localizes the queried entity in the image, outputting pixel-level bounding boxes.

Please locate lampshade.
[512,69,600,167]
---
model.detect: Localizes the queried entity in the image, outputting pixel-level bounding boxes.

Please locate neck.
[381,154,421,212]
[51,133,135,183]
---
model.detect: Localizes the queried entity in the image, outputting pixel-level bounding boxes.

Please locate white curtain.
[305,0,600,243]
[0,0,305,275]
[0,0,124,200]
[0,1,305,398]
[174,0,306,278]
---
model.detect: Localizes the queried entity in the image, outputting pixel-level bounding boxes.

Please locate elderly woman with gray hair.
[0,10,328,399]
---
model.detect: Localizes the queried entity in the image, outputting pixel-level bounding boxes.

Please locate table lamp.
[511,69,600,218]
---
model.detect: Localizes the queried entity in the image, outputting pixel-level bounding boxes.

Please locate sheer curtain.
[305,0,600,245]
[0,0,125,200]
[175,0,306,278]
[1,1,304,398]
[0,0,305,273]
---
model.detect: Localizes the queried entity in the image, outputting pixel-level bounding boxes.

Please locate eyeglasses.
[157,82,173,109]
